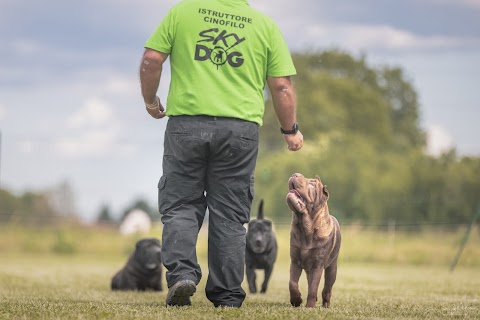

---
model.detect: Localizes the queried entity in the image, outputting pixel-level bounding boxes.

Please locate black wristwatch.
[280,122,299,135]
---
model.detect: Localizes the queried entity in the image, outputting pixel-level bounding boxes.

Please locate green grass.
[0,225,479,319]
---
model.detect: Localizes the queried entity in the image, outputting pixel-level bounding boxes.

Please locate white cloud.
[56,127,119,157]
[57,97,136,158]
[55,127,136,158]
[433,0,480,9]
[10,38,42,55]
[18,140,35,154]
[105,75,139,95]
[426,125,455,156]
[0,103,6,121]
[67,98,113,129]
[460,0,480,8]
[305,23,473,52]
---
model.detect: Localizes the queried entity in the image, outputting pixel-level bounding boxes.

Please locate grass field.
[0,224,479,319]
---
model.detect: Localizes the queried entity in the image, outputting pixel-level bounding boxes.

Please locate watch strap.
[280,122,298,135]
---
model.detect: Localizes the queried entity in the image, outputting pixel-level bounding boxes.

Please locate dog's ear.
[136,239,145,249]
[323,185,329,200]
[257,199,264,220]
[264,220,272,229]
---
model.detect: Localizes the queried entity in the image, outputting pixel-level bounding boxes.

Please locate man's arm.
[140,49,169,119]
[267,76,303,151]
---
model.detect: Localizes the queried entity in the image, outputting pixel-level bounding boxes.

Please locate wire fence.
[1,211,478,233]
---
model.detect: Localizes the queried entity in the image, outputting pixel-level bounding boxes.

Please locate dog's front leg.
[246,265,257,293]
[306,266,323,308]
[322,258,338,308]
[261,264,273,293]
[289,262,303,307]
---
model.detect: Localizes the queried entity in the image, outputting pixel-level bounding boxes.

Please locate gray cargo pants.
[158,115,258,307]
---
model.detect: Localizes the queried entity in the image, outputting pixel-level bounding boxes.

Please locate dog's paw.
[290,296,302,307]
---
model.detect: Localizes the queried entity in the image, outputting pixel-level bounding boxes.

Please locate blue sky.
[0,0,479,222]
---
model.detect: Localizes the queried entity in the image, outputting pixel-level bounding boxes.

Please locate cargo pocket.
[157,175,167,215]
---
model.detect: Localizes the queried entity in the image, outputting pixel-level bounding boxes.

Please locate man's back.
[145,0,296,125]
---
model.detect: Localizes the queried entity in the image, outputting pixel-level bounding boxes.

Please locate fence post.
[450,204,480,272]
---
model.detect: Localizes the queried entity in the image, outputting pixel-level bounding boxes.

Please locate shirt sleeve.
[144,8,176,53]
[267,23,297,77]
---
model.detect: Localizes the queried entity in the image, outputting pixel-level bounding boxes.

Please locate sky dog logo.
[194,28,246,69]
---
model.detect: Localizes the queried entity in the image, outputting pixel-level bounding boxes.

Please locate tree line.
[254,50,480,226]
[0,181,158,225]
[1,49,479,227]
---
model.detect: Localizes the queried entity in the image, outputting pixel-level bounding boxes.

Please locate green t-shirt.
[145,0,296,125]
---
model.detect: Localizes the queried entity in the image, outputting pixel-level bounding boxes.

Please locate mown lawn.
[0,225,479,319]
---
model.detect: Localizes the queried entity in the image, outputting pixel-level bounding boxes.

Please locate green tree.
[254,49,480,227]
[0,188,18,223]
[410,151,480,226]
[96,204,115,224]
[380,67,425,150]
[0,187,60,225]
[260,50,425,153]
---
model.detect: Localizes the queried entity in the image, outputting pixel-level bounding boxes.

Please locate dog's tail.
[257,199,264,220]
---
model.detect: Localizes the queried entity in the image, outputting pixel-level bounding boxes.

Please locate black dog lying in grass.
[245,199,278,293]
[111,238,163,291]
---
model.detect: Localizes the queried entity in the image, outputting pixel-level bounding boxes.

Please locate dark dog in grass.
[245,199,278,294]
[111,238,163,291]
[286,173,341,308]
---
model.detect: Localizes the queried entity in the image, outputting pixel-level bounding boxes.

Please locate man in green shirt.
[140,0,303,308]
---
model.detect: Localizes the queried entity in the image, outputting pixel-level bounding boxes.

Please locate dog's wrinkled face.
[287,173,329,214]
[247,220,273,254]
[134,238,162,270]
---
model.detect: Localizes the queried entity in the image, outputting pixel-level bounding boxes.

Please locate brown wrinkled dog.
[286,173,341,308]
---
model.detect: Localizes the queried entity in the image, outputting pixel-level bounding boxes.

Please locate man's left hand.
[284,131,303,151]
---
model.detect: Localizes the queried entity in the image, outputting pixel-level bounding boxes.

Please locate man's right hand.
[284,131,303,151]
[146,104,166,119]
[145,96,166,119]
